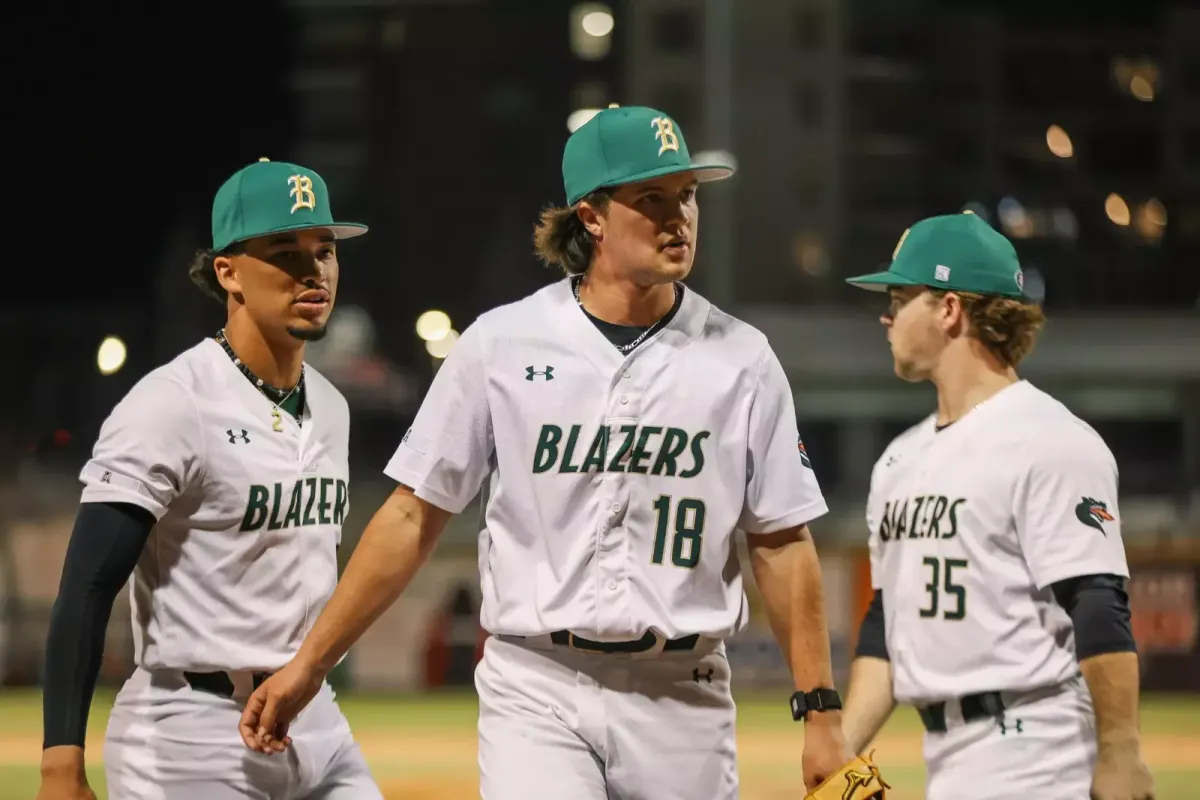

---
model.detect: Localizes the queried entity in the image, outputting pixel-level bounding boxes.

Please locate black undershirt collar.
[572,275,684,354]
[213,329,306,423]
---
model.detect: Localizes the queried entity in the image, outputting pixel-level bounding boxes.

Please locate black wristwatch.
[790,688,842,721]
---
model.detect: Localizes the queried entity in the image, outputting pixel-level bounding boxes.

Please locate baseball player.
[238,105,886,799]
[37,158,384,800]
[838,212,1155,800]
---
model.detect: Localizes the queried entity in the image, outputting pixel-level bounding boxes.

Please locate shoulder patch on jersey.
[401,427,429,455]
[1075,497,1114,534]
[797,437,812,469]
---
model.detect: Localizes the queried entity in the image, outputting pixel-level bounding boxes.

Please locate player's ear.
[213,254,245,298]
[576,202,604,239]
[940,291,968,334]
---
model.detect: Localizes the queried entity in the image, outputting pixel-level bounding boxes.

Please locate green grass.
[3,689,1197,799]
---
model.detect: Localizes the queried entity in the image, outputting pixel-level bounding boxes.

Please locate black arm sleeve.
[855,589,889,660]
[42,501,154,749]
[1050,574,1137,661]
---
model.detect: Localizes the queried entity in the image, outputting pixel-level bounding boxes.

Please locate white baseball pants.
[923,674,1096,799]
[102,667,382,800]
[475,633,739,800]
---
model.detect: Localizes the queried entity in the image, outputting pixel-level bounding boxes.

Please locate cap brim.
[844,270,921,292]
[580,162,735,202]
[271,221,369,241]
[223,221,369,250]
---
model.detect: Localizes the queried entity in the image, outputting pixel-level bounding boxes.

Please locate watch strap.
[790,687,843,721]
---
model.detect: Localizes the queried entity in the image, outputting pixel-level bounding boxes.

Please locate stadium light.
[415,310,452,342]
[1130,75,1155,102]
[568,108,602,132]
[997,196,1033,239]
[581,9,614,37]
[1143,198,1167,227]
[1135,198,1167,242]
[97,336,127,376]
[1105,194,1131,227]
[426,329,460,360]
[1045,125,1073,158]
[570,3,613,60]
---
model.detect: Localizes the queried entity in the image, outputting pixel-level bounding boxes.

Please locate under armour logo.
[99,470,112,484]
[227,429,251,444]
[998,718,1023,735]
[526,365,554,381]
[692,667,713,684]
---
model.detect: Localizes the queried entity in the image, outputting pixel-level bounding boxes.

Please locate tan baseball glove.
[804,751,889,800]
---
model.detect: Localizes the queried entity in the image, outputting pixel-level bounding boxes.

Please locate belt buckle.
[976,692,1004,717]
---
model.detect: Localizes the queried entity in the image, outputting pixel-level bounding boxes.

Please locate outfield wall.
[3,504,1196,697]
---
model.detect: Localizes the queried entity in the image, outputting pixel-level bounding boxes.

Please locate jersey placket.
[286,403,316,637]
[594,357,639,636]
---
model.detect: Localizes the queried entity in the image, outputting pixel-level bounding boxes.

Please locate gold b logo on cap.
[651,117,680,156]
[892,227,911,260]
[288,174,316,214]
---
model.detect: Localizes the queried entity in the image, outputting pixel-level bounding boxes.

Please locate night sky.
[17,2,294,305]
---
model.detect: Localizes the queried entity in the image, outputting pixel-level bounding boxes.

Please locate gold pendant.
[271,408,283,432]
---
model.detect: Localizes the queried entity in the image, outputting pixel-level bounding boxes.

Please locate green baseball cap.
[562,105,734,205]
[211,158,368,251]
[845,212,1026,299]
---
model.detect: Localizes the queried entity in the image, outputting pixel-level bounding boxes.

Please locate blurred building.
[7,0,1200,515]
[621,0,1200,513]
[623,0,1200,311]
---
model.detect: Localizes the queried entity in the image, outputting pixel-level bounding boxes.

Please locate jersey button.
[606,580,618,590]
[610,503,621,513]
[623,371,632,379]
[619,395,629,404]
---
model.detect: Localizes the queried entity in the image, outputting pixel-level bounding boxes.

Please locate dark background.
[4,0,1198,500]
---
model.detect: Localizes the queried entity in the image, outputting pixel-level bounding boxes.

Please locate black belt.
[184,670,272,699]
[917,691,1006,733]
[549,630,701,654]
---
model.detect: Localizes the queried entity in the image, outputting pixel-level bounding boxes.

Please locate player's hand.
[34,776,97,800]
[36,749,97,800]
[801,712,856,792]
[238,657,324,754]
[1091,741,1155,800]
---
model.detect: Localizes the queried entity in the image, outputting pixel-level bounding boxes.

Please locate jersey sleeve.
[78,375,206,520]
[383,321,494,514]
[1013,429,1130,590]
[737,344,829,534]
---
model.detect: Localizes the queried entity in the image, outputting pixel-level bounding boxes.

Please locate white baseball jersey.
[385,278,827,641]
[78,338,351,673]
[866,380,1129,704]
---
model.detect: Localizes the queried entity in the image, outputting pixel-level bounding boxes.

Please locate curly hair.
[930,289,1046,367]
[532,189,613,276]
[188,241,245,305]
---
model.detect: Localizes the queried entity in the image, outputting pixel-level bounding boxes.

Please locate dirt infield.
[3,704,1195,799]
[356,727,1200,800]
